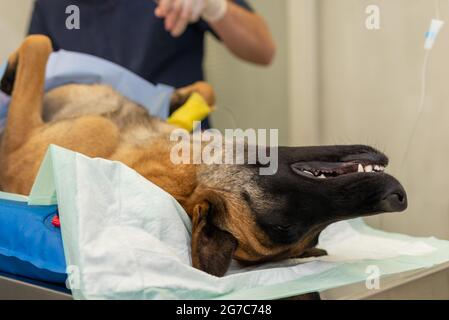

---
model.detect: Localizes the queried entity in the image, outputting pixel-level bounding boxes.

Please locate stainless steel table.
[2,262,449,300]
[321,261,449,300]
[0,274,71,300]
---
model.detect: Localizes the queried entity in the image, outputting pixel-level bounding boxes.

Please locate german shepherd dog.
[0,36,407,277]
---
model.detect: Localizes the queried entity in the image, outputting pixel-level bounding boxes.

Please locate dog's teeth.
[374,165,385,172]
[358,164,364,173]
[318,174,326,179]
[364,165,373,172]
[304,170,314,176]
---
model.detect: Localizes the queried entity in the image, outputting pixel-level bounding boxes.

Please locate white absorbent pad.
[27,145,449,300]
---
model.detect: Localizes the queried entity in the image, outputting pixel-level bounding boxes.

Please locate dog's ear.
[190,191,237,277]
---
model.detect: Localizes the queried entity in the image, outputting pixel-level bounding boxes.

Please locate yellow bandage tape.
[167,92,212,132]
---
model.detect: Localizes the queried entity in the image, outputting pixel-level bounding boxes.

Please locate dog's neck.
[110,137,200,213]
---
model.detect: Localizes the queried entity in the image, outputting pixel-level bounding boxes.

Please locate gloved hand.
[155,0,228,37]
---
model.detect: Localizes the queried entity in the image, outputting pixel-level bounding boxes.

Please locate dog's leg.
[170,82,216,113]
[1,35,52,153]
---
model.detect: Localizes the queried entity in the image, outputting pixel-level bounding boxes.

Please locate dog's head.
[186,145,407,276]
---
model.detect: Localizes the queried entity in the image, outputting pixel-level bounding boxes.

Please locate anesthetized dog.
[0,36,407,277]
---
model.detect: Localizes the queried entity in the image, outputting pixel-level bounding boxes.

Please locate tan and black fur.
[0,36,408,277]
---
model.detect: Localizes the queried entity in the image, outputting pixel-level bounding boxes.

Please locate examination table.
[2,262,449,300]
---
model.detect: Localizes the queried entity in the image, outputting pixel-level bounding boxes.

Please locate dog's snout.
[378,185,408,213]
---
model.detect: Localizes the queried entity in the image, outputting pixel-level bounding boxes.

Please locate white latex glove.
[155,0,228,37]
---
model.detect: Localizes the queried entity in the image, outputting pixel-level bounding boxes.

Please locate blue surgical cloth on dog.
[27,145,449,300]
[0,50,174,131]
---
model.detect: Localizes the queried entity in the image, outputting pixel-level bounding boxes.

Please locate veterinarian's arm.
[155,0,276,65]
[209,1,276,65]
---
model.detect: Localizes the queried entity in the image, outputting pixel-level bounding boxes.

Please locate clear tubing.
[401,50,431,165]
[401,0,443,165]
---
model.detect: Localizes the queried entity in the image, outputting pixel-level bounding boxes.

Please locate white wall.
[288,0,449,238]
[0,0,33,61]
[287,0,320,146]
[205,0,289,144]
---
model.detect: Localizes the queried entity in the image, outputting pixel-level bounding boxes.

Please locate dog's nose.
[378,185,408,212]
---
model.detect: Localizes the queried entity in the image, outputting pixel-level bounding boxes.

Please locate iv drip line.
[401,0,444,165]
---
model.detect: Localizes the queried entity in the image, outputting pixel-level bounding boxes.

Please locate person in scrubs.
[28,0,275,89]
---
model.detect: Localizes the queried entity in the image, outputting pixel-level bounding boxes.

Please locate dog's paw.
[1,63,16,95]
[170,82,216,115]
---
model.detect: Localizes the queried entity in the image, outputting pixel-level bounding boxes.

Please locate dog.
[0,36,407,277]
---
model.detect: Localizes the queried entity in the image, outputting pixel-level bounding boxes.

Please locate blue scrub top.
[28,0,253,89]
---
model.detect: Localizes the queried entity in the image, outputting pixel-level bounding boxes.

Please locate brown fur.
[2,36,402,278]
[0,36,303,276]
